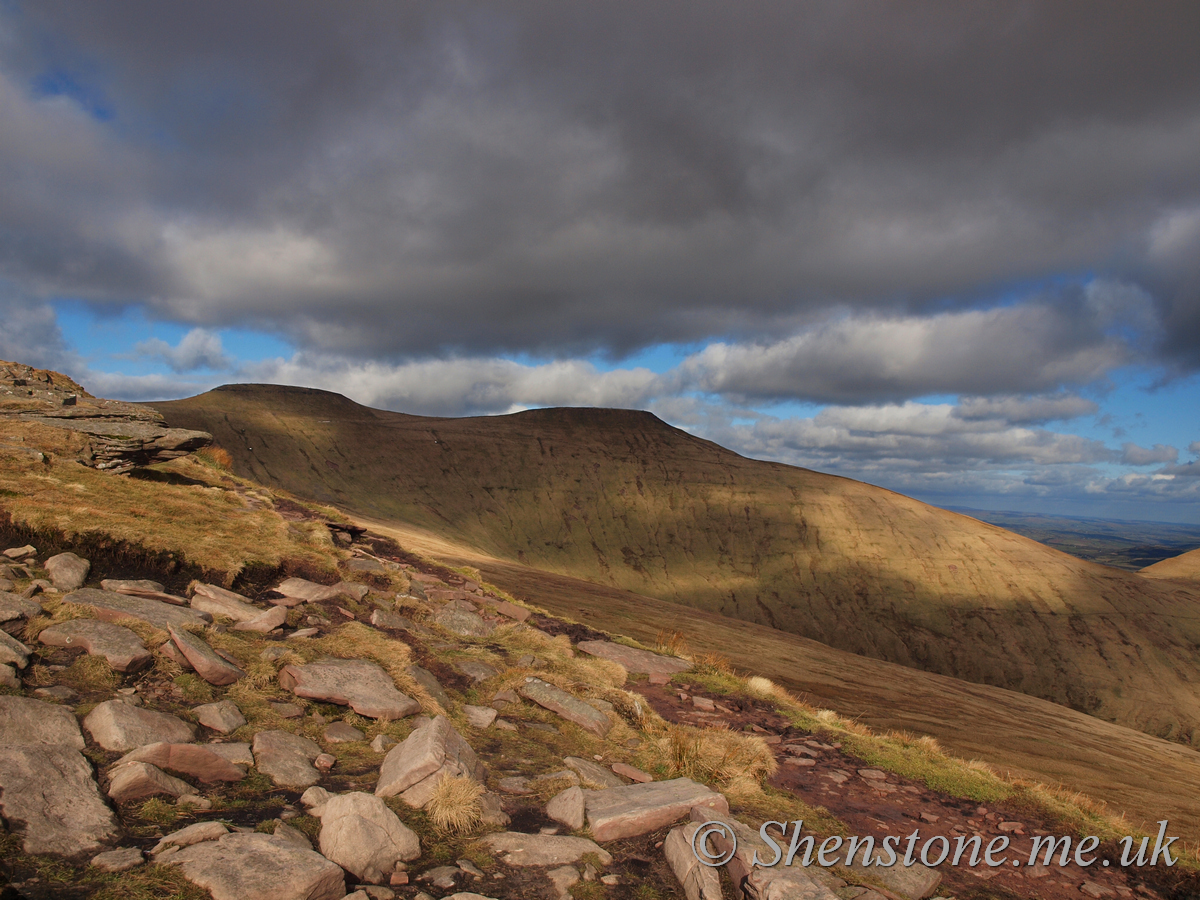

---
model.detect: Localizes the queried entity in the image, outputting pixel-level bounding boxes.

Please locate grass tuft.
[426,774,485,834]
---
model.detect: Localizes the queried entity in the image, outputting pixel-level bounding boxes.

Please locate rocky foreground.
[0,533,1186,900]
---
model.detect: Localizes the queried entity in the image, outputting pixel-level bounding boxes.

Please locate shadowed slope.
[155,384,1200,744]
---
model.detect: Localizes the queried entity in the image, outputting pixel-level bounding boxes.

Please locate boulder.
[481,832,612,867]
[0,696,120,856]
[279,657,419,720]
[195,699,247,734]
[318,791,421,883]
[44,552,91,591]
[546,785,586,831]
[115,742,246,782]
[433,607,494,638]
[0,628,31,668]
[168,831,345,900]
[577,640,691,676]
[63,588,211,631]
[584,778,729,841]
[39,619,152,672]
[375,715,484,807]
[107,761,193,803]
[252,730,323,788]
[169,625,246,685]
[664,822,723,900]
[84,700,196,751]
[232,605,287,633]
[519,677,612,737]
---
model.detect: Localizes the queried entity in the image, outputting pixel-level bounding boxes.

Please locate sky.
[2,2,1199,522]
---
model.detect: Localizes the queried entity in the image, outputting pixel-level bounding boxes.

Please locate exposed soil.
[632,682,1200,900]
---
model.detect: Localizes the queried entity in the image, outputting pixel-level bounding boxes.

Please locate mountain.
[154,384,1200,746]
[1143,546,1200,582]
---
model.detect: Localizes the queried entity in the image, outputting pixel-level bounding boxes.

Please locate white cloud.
[1120,443,1178,466]
[133,328,230,372]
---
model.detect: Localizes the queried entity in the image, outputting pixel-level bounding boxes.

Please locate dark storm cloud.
[3,1,1200,380]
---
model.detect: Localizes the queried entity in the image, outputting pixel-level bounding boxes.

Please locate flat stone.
[315,752,336,771]
[434,607,494,638]
[84,700,196,751]
[548,865,580,900]
[481,832,612,867]
[498,776,531,795]
[319,791,421,884]
[101,578,164,595]
[271,701,305,718]
[463,705,498,728]
[34,684,76,701]
[744,866,840,900]
[91,846,145,872]
[107,761,193,803]
[289,626,320,638]
[63,588,211,631]
[0,627,31,667]
[482,598,531,622]
[253,730,323,788]
[169,625,246,685]
[519,678,611,737]
[272,577,345,604]
[4,544,36,560]
[375,715,484,808]
[370,609,415,631]
[337,582,370,602]
[584,778,730,841]
[168,831,346,900]
[325,721,366,743]
[407,664,452,707]
[44,552,90,591]
[280,657,420,720]
[0,662,18,688]
[190,585,262,622]
[345,557,387,574]
[546,786,586,831]
[39,619,152,672]
[160,638,194,670]
[206,742,254,766]
[577,641,691,676]
[261,645,289,660]
[115,742,246,782]
[612,762,654,783]
[232,604,288,633]
[195,699,247,734]
[564,756,625,788]
[153,821,230,855]
[453,659,500,683]
[664,822,723,900]
[0,591,41,622]
[0,696,120,856]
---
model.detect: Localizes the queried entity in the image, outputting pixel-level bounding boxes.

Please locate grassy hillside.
[1143,546,1200,582]
[155,385,1200,746]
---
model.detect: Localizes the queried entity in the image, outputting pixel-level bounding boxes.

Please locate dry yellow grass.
[427,774,485,834]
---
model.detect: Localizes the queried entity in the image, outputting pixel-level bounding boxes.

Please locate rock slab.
[253,730,323,788]
[0,696,120,857]
[664,822,723,900]
[63,587,211,631]
[577,640,691,676]
[481,832,612,867]
[519,677,612,737]
[84,699,196,751]
[195,699,247,734]
[280,657,420,720]
[585,777,729,841]
[39,619,152,672]
[169,831,345,900]
[169,625,246,685]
